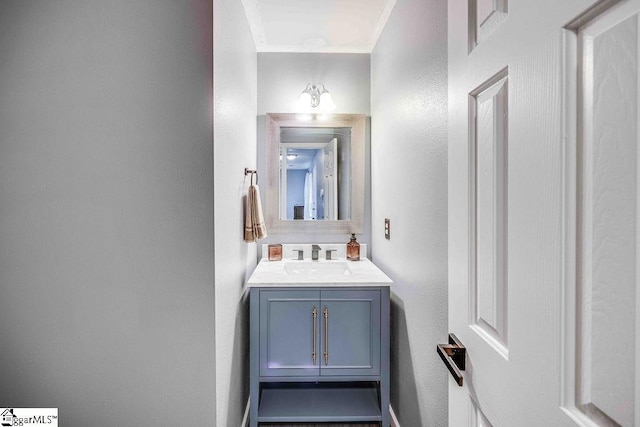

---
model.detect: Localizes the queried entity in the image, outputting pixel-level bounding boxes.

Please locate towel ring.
[244,167,258,185]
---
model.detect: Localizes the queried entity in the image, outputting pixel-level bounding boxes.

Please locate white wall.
[258,53,370,115]
[371,0,448,425]
[0,1,215,425]
[213,0,257,425]
[257,53,371,249]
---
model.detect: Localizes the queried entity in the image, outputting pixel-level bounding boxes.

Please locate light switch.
[385,218,390,240]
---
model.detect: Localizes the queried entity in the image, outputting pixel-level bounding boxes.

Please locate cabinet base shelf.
[257,383,381,423]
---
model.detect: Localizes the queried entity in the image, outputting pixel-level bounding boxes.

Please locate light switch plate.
[385,218,390,240]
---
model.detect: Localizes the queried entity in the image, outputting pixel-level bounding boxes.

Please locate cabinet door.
[319,290,381,376]
[259,290,321,377]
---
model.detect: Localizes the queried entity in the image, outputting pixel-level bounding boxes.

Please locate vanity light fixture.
[299,83,336,112]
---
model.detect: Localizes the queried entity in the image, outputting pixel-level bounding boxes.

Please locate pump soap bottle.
[346,233,360,261]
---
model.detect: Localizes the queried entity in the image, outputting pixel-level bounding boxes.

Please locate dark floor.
[261,424,380,426]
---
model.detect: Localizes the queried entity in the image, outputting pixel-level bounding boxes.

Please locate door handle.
[437,333,466,386]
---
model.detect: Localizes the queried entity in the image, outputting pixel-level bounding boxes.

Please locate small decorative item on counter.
[346,233,360,261]
[268,244,282,261]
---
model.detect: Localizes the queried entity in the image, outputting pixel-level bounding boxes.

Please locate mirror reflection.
[265,113,364,234]
[279,127,351,221]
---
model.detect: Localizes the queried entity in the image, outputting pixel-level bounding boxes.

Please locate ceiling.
[241,0,397,53]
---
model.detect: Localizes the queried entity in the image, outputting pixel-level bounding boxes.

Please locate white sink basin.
[284,261,351,276]
[247,252,392,287]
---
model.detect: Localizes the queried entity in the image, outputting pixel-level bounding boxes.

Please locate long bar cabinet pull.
[323,307,329,365]
[312,307,317,365]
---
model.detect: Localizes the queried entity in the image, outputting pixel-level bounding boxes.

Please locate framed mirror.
[265,113,365,234]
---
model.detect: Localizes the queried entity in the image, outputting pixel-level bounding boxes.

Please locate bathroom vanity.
[247,247,392,426]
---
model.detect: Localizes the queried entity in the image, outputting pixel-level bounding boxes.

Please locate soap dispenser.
[346,233,360,261]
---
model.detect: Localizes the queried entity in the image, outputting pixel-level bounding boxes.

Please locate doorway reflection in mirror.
[279,127,351,221]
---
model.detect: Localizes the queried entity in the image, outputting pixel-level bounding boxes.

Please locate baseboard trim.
[241,397,250,427]
[389,403,400,427]
[241,397,400,427]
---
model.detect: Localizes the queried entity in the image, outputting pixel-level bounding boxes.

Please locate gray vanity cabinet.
[258,289,321,377]
[316,289,381,376]
[250,286,390,426]
[259,289,381,377]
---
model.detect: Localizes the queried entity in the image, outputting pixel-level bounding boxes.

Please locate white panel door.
[448,0,640,426]
[323,138,338,220]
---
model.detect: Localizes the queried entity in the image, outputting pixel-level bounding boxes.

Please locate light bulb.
[299,92,312,108]
[319,91,336,112]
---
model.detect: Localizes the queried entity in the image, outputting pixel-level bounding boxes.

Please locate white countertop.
[247,257,393,287]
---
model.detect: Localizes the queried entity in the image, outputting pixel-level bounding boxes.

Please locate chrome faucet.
[311,244,321,261]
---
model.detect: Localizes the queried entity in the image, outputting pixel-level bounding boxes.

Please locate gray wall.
[371,0,449,425]
[0,1,215,425]
[286,169,306,219]
[257,53,371,250]
[213,0,257,426]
